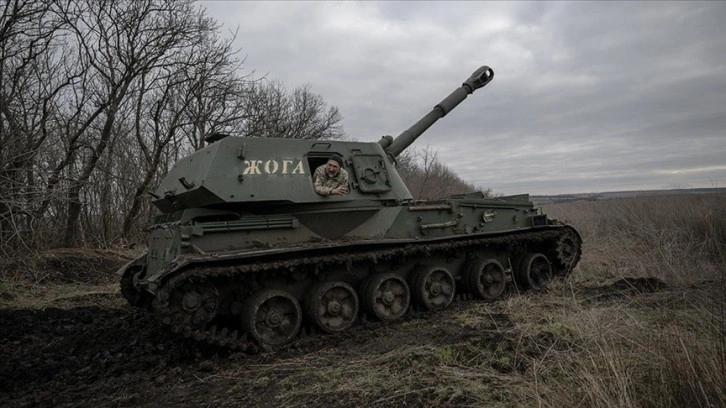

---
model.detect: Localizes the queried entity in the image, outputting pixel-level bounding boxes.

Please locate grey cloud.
[202,1,726,194]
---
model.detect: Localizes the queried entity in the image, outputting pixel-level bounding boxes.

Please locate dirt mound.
[578,276,667,302]
[610,276,667,292]
[0,248,134,284]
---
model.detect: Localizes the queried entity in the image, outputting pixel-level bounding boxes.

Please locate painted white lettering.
[292,161,305,175]
[282,160,294,174]
[242,160,262,175]
[242,159,306,175]
[264,160,279,174]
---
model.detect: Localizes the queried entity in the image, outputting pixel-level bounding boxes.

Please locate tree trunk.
[62,184,83,247]
[62,98,122,247]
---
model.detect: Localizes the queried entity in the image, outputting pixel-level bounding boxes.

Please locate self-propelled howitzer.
[118,65,581,351]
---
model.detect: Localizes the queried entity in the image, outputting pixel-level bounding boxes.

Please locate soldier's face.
[326,160,340,177]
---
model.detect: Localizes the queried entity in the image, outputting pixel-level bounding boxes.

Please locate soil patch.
[0,274,717,407]
[0,248,133,284]
[578,276,667,303]
[0,297,512,407]
[0,304,211,407]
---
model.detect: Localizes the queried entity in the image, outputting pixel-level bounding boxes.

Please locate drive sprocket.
[551,225,582,275]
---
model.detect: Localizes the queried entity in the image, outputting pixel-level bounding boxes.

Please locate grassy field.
[1,193,724,407]
[533,193,725,407]
[234,193,726,407]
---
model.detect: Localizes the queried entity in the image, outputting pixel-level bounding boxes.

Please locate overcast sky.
[201,1,726,195]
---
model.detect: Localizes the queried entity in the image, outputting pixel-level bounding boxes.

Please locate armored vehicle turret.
[119,66,582,350]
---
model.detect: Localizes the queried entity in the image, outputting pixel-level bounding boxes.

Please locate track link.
[151,226,581,352]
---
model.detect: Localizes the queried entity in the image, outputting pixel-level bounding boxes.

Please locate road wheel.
[243,289,302,346]
[306,281,359,333]
[361,273,410,321]
[409,265,455,310]
[463,258,506,300]
[515,253,552,289]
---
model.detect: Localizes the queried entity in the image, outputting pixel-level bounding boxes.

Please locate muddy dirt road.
[1,276,690,408]
[0,290,505,407]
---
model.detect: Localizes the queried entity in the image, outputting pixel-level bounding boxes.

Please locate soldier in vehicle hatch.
[313,154,349,196]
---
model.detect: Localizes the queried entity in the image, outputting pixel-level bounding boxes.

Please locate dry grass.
[533,193,726,408]
[221,193,725,407]
[0,281,121,309]
[0,247,133,308]
[0,247,133,284]
[543,193,726,284]
[2,193,724,407]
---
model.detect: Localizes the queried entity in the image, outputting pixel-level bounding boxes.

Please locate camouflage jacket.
[313,165,349,196]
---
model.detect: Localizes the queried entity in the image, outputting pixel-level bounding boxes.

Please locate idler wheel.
[165,278,219,328]
[515,253,552,289]
[120,268,151,308]
[243,289,302,346]
[463,258,506,300]
[306,281,359,333]
[409,265,455,311]
[360,273,410,321]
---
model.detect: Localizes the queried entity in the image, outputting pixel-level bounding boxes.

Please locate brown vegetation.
[534,193,726,407]
[1,193,723,407]
[0,0,479,256]
[0,0,345,255]
[397,146,489,200]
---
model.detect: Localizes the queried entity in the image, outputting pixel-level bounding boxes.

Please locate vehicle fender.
[116,253,148,277]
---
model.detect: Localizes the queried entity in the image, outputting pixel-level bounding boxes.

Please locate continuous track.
[142,225,581,352]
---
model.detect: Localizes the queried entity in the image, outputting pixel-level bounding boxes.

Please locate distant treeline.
[533,187,726,204]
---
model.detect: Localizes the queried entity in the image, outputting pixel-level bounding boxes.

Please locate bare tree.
[51,0,214,246]
[397,146,489,200]
[0,0,349,255]
[242,80,344,140]
[121,20,253,238]
[179,25,252,151]
[0,0,76,254]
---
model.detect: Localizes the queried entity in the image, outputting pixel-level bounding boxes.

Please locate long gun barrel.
[380,66,494,157]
